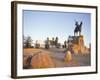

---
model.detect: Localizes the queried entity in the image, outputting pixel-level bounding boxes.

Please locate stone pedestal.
[68,35,90,54]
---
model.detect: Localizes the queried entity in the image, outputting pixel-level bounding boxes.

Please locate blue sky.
[23,10,91,47]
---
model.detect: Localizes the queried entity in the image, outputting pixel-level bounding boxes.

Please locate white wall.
[0,0,99,80]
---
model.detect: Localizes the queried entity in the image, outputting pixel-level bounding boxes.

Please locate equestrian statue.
[74,21,83,36]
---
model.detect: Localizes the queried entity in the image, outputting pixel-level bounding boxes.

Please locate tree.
[55,37,58,47]
[24,36,33,48]
[35,40,40,48]
[51,37,55,47]
[45,37,50,49]
[64,40,67,48]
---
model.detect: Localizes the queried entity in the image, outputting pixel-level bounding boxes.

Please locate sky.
[23,10,91,47]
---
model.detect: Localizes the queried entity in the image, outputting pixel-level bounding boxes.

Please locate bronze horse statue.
[74,21,83,36]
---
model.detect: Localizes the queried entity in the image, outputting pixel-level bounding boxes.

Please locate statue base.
[67,35,90,54]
